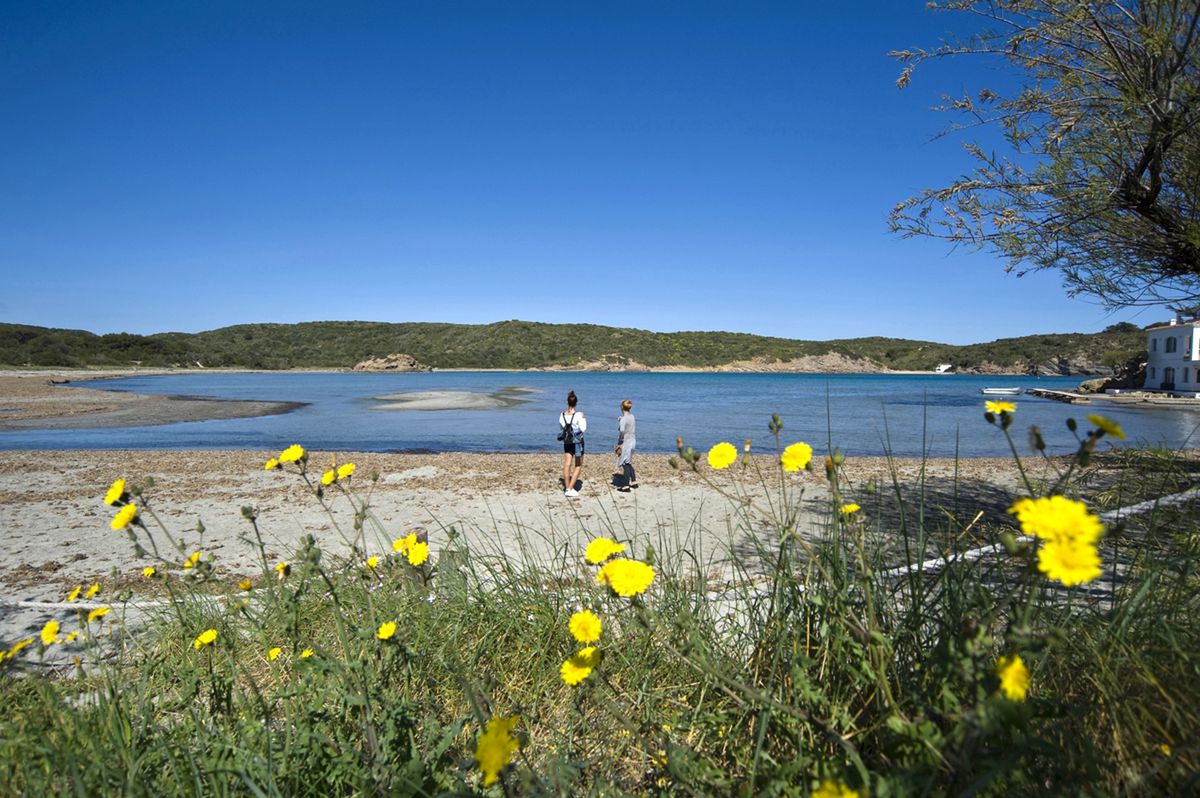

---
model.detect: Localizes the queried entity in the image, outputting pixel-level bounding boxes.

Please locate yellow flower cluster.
[560,646,601,686]
[596,558,655,597]
[996,653,1030,701]
[813,780,860,798]
[706,442,738,469]
[193,628,218,651]
[474,715,520,786]
[277,444,306,464]
[392,533,430,567]
[585,537,626,564]
[1087,413,1126,440]
[780,441,813,472]
[104,478,127,506]
[110,503,138,531]
[1009,496,1103,586]
[183,551,202,570]
[376,621,397,641]
[569,609,602,644]
[321,462,357,485]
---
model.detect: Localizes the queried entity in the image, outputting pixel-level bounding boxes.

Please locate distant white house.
[1144,316,1200,395]
[934,363,954,373]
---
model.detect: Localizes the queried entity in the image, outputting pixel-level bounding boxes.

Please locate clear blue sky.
[0,1,1166,344]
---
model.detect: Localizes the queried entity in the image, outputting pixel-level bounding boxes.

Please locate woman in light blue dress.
[615,399,637,491]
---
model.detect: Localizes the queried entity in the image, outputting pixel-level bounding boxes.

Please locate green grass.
[1,417,1197,796]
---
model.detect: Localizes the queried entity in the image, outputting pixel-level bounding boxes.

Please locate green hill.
[0,320,1148,374]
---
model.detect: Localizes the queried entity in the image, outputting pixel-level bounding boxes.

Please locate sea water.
[1,372,1197,457]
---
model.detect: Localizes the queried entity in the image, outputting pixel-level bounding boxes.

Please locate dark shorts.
[564,440,585,457]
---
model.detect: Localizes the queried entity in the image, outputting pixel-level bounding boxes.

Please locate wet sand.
[0,370,301,429]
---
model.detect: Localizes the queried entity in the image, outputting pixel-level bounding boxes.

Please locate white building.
[1144,316,1200,395]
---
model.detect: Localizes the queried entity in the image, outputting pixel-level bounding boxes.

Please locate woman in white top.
[615,399,637,491]
[559,391,587,497]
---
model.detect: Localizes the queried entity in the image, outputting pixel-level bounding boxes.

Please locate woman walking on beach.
[615,399,637,491]
[559,391,586,497]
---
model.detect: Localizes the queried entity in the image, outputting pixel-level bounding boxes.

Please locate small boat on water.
[980,387,1022,396]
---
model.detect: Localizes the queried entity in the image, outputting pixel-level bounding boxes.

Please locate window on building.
[1150,367,1156,379]
[1185,368,1192,384]
[1152,338,1158,351]
[1166,337,1178,353]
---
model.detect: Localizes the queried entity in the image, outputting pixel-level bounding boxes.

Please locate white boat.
[980,387,1022,396]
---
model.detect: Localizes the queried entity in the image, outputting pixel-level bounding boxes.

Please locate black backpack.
[558,412,582,444]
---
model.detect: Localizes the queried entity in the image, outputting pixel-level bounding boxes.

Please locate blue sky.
[0,1,1165,344]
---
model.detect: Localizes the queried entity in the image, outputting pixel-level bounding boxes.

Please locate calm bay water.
[2,372,1198,457]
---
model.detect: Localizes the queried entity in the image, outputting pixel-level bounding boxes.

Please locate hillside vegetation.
[0,320,1147,373]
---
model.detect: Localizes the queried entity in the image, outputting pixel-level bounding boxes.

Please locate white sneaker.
[564,488,579,497]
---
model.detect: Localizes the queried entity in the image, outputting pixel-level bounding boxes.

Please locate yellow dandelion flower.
[239,578,252,591]
[997,653,1030,701]
[568,610,602,644]
[267,646,282,661]
[8,638,33,658]
[87,607,110,622]
[278,444,306,463]
[365,555,379,570]
[264,458,280,471]
[299,648,314,659]
[336,462,355,480]
[85,583,100,599]
[1159,743,1172,756]
[1087,413,1126,440]
[274,561,290,578]
[840,503,861,515]
[597,558,656,597]
[706,441,738,469]
[192,628,218,650]
[66,586,81,603]
[321,469,336,486]
[376,621,397,640]
[40,620,60,646]
[560,646,600,686]
[183,551,202,570]
[474,715,520,787]
[65,631,79,643]
[407,541,430,567]
[143,566,157,578]
[1008,496,1102,544]
[813,780,859,798]
[111,503,138,531]
[584,537,626,564]
[780,441,813,472]
[104,478,126,506]
[392,533,417,553]
[1037,537,1102,586]
[985,400,1017,415]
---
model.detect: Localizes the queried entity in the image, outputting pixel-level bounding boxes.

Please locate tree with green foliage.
[891,1,1200,309]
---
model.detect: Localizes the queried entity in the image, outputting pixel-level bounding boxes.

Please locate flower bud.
[1001,531,1019,553]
